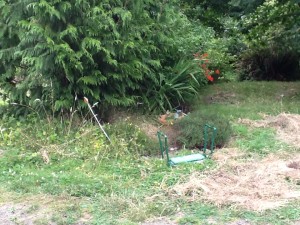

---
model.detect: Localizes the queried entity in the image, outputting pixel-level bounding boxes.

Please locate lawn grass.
[195,81,300,119]
[0,81,300,224]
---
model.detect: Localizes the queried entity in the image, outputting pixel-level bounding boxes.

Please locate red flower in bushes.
[194,52,220,83]
[201,53,209,58]
[194,52,220,82]
[207,75,214,81]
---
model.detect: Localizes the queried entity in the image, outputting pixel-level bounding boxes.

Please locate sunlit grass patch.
[233,124,287,155]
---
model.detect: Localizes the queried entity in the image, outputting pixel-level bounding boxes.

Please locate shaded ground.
[203,91,238,105]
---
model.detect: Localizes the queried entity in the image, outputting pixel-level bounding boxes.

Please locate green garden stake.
[203,124,217,156]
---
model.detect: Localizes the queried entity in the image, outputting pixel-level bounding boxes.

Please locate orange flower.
[215,69,220,75]
[207,75,214,82]
[201,53,209,58]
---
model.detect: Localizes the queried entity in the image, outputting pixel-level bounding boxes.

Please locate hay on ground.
[169,149,300,211]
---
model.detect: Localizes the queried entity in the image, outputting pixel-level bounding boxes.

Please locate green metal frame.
[203,124,217,155]
[157,124,217,166]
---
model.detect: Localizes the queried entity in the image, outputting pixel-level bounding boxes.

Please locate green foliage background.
[0,1,180,111]
[0,0,299,114]
[239,0,300,81]
[0,0,240,114]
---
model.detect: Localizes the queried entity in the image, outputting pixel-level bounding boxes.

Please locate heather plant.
[174,111,232,149]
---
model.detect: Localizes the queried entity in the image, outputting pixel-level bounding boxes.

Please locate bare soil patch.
[0,192,88,225]
[288,161,300,170]
[0,202,54,225]
[169,148,300,211]
[203,91,238,104]
[238,113,300,148]
[140,217,177,225]
[225,220,252,225]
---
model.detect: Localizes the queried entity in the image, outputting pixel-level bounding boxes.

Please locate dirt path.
[0,202,55,225]
[0,191,89,225]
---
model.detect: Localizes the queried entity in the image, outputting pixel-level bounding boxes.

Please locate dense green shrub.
[239,48,300,81]
[238,0,300,81]
[174,111,232,149]
[0,0,193,113]
[184,19,239,83]
[242,0,300,53]
[0,0,241,115]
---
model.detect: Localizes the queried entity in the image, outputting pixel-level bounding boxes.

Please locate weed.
[142,58,206,112]
[106,121,158,157]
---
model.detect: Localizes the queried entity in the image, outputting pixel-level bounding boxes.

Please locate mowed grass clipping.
[0,81,300,224]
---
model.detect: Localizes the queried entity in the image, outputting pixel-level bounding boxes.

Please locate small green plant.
[174,111,232,149]
[142,59,206,112]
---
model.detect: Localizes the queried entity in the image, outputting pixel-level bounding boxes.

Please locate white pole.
[84,97,111,143]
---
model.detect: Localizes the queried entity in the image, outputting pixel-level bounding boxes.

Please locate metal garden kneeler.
[157,124,217,166]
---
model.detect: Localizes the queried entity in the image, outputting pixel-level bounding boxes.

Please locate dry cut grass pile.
[169,148,300,211]
[238,113,300,148]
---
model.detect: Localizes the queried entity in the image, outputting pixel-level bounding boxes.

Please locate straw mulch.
[169,148,300,211]
[238,113,300,148]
